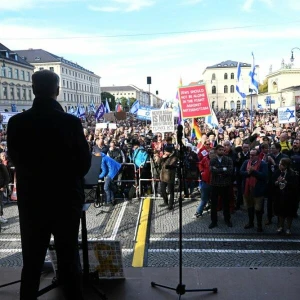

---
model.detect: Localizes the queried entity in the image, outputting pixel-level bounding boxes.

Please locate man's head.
[270,143,281,155]
[215,144,225,157]
[32,70,60,99]
[292,139,300,152]
[279,132,288,142]
[249,149,259,161]
[241,142,249,152]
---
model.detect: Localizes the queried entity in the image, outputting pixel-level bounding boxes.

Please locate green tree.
[259,79,268,93]
[101,92,115,111]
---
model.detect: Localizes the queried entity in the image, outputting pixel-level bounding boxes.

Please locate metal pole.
[250,92,253,132]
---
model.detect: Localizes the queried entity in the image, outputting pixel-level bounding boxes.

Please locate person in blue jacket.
[99,153,122,205]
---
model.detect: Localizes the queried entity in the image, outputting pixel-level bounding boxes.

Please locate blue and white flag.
[89,100,96,113]
[105,99,111,113]
[239,111,244,120]
[249,52,259,94]
[67,107,74,115]
[79,105,86,118]
[75,106,81,118]
[205,108,218,128]
[236,62,246,99]
[95,103,105,120]
[129,99,139,114]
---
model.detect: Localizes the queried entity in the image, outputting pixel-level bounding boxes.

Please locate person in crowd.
[159,145,178,210]
[131,139,151,196]
[183,143,199,198]
[163,136,176,153]
[0,158,10,224]
[272,158,299,235]
[150,150,162,196]
[98,152,122,205]
[194,148,215,218]
[7,70,91,300]
[92,138,109,155]
[107,141,126,164]
[279,132,292,154]
[151,132,164,156]
[266,143,289,225]
[235,143,250,209]
[209,145,234,229]
[240,149,268,232]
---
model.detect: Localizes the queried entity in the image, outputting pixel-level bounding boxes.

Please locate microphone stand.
[151,125,217,299]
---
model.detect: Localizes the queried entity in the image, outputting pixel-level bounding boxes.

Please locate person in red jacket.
[193,148,216,218]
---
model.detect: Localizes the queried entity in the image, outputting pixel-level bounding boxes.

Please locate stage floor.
[1,266,300,300]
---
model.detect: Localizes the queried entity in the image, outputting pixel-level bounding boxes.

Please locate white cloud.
[88,5,120,12]
[242,0,273,12]
[2,19,300,99]
[180,0,203,4]
[89,0,155,12]
[0,0,76,11]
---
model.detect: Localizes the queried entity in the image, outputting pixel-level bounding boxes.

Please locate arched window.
[224,85,228,93]
[230,101,235,110]
[237,100,241,110]
[224,73,228,80]
[230,85,234,93]
[231,73,234,79]
[212,73,216,80]
[224,101,228,109]
[212,101,215,109]
[212,86,216,94]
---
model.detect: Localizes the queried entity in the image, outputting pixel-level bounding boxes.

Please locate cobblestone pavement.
[148,196,300,267]
[1,195,300,269]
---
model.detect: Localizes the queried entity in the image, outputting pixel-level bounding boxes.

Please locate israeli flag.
[67,107,74,115]
[239,111,244,120]
[75,106,81,118]
[95,103,105,120]
[79,105,86,118]
[205,108,218,128]
[89,100,96,113]
[130,99,139,114]
[236,62,246,99]
[105,99,111,113]
[258,103,263,109]
[249,52,259,94]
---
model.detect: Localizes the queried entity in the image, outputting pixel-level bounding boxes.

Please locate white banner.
[96,123,107,129]
[278,106,296,124]
[151,109,174,133]
[1,112,19,124]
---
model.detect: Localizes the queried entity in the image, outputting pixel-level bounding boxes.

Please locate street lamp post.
[290,47,300,62]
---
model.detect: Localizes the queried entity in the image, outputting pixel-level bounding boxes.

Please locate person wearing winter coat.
[98,153,122,205]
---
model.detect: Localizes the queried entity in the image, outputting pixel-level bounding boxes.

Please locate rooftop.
[0,43,34,69]
[14,48,96,75]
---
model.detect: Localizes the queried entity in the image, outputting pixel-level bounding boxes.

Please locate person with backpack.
[130,139,151,197]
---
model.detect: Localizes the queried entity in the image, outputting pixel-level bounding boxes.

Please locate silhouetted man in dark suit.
[7,70,91,300]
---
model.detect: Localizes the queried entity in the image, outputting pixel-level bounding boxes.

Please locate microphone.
[177,125,183,143]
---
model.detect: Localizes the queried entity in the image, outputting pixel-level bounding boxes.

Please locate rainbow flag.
[191,118,202,140]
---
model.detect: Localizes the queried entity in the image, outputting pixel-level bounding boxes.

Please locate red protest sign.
[178,85,211,118]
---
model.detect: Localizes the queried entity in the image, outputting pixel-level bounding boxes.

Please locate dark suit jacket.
[7,97,91,217]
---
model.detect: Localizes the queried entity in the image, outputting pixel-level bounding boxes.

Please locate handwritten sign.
[178,85,211,118]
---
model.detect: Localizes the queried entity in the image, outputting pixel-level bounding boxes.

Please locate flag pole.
[250,91,253,132]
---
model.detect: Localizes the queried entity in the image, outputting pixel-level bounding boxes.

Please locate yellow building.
[0,43,34,111]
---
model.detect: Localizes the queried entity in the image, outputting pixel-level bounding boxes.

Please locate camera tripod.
[151,125,218,299]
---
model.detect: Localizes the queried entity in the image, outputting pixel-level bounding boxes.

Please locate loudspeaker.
[147,76,151,84]
[156,90,158,95]
[84,155,102,188]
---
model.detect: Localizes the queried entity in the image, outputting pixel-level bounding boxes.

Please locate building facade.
[14,48,101,112]
[202,60,255,110]
[101,85,164,108]
[251,66,300,110]
[0,43,35,111]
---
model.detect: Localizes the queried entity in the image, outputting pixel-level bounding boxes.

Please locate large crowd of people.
[0,73,299,300]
